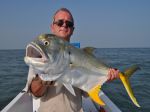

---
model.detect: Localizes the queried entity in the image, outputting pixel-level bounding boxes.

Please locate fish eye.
[44,41,49,46]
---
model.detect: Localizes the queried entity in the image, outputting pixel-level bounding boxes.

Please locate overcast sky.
[0,0,150,49]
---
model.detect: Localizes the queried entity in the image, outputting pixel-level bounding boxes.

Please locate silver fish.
[24,34,140,107]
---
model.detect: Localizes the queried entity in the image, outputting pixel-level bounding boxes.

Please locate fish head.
[24,34,63,74]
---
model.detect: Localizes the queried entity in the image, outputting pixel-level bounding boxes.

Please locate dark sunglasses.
[53,19,74,28]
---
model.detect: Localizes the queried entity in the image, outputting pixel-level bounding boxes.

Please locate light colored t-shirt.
[27,67,84,112]
[38,85,84,112]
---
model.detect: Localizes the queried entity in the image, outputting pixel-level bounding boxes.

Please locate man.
[30,8,119,112]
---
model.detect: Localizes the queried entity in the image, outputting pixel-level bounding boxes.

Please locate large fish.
[24,34,140,107]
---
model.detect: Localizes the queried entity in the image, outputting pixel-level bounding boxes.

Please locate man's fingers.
[107,68,120,81]
[107,68,113,81]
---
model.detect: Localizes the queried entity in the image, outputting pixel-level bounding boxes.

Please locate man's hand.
[30,75,48,97]
[107,68,120,81]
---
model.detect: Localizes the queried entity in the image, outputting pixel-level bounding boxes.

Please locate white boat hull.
[1,92,33,112]
[1,91,122,112]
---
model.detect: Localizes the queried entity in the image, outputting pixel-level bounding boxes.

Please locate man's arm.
[30,76,48,97]
[30,68,119,97]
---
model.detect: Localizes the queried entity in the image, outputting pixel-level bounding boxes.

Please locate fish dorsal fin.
[63,83,76,96]
[82,47,96,56]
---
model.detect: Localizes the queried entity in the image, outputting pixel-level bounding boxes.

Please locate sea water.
[0,48,150,112]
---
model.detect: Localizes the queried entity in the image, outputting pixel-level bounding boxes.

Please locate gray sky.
[0,0,150,49]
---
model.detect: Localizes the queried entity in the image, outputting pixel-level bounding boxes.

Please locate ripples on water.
[94,48,150,112]
[0,50,28,110]
[0,48,150,112]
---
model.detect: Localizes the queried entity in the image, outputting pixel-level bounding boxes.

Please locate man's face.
[51,11,74,41]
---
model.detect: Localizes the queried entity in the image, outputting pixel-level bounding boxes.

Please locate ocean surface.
[0,48,150,112]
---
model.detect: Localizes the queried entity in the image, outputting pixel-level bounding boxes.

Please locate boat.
[1,90,122,112]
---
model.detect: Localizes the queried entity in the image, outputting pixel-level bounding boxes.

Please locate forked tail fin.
[119,65,140,107]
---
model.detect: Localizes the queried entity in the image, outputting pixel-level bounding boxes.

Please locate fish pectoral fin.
[119,65,140,107]
[63,83,76,96]
[88,85,105,106]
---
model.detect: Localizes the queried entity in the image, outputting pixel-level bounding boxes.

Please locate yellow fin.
[119,65,140,107]
[88,85,105,106]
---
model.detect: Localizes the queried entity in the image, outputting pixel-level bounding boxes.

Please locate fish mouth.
[26,43,47,62]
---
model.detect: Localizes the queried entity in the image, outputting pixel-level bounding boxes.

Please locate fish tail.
[88,85,105,106]
[119,65,140,107]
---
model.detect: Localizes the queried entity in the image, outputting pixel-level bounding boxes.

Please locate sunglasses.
[53,19,74,28]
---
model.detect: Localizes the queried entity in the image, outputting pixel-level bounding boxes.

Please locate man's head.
[50,8,74,41]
